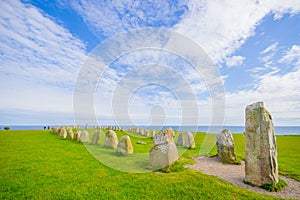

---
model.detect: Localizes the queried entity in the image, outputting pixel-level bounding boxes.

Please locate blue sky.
[0,0,300,126]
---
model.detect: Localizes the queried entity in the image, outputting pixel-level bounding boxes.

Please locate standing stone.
[166,127,175,139]
[80,130,89,142]
[62,128,67,139]
[91,131,100,145]
[67,129,74,140]
[74,131,81,141]
[149,129,179,170]
[245,102,278,186]
[57,127,65,137]
[104,130,119,149]
[85,124,88,129]
[117,135,133,155]
[53,127,58,134]
[216,129,236,164]
[177,132,183,146]
[185,132,196,149]
[152,130,156,137]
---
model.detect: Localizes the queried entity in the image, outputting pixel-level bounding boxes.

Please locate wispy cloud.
[225,56,245,67]
[279,45,300,67]
[260,42,278,55]
[67,0,188,37]
[0,0,87,86]
[224,44,300,126]
[0,0,87,122]
[175,0,300,64]
[1,0,300,126]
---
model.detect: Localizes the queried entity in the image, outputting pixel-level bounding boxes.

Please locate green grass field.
[0,129,299,199]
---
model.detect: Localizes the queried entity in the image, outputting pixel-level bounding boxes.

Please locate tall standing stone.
[149,129,179,170]
[216,129,236,164]
[104,130,119,149]
[80,130,89,142]
[117,135,133,155]
[185,132,196,149]
[245,102,278,186]
[91,131,100,145]
[177,132,183,146]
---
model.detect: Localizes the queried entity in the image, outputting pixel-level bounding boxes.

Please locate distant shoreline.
[1,125,300,135]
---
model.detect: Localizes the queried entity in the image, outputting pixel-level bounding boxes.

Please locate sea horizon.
[2,125,300,135]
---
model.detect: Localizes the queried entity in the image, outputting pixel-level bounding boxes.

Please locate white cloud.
[0,0,87,123]
[67,0,188,37]
[225,56,245,67]
[279,45,300,67]
[260,42,278,55]
[262,0,300,20]
[224,44,300,126]
[2,0,300,126]
[175,0,300,64]
[0,0,87,86]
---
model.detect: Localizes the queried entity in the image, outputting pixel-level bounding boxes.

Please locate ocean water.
[2,125,300,135]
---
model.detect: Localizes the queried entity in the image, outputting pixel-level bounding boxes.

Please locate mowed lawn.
[0,130,298,199]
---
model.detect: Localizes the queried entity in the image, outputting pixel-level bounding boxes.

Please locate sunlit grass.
[0,129,297,199]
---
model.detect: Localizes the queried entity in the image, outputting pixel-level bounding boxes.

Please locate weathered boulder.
[177,132,183,146]
[67,129,74,140]
[80,130,89,142]
[74,131,81,141]
[166,127,175,139]
[185,132,196,149]
[104,130,119,149]
[117,135,133,155]
[57,127,65,137]
[150,129,179,170]
[91,131,100,145]
[62,128,67,139]
[53,127,58,134]
[216,129,236,164]
[245,102,278,186]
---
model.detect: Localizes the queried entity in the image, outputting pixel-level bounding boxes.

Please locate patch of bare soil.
[185,156,300,199]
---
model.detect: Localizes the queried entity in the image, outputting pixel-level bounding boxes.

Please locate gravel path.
[185,156,300,199]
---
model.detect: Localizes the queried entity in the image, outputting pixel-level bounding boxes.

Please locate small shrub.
[4,126,10,130]
[259,179,287,192]
[244,178,287,192]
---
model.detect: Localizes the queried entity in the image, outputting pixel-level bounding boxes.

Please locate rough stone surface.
[117,135,133,155]
[185,132,196,149]
[177,132,183,146]
[166,127,175,139]
[216,129,236,164]
[53,127,58,134]
[91,131,100,145]
[67,129,74,140]
[62,128,67,139]
[245,102,278,186]
[150,129,179,170]
[80,130,89,142]
[74,131,81,141]
[104,130,119,149]
[57,127,65,137]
